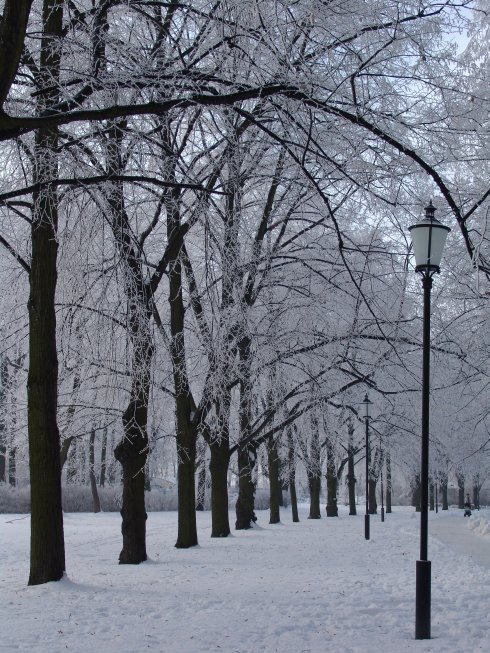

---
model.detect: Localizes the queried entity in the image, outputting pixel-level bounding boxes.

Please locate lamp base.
[415,560,431,639]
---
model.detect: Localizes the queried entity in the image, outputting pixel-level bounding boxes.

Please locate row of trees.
[0,0,488,585]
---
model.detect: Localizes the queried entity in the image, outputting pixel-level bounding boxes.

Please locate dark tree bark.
[308,474,321,519]
[457,473,465,509]
[209,436,231,536]
[89,430,101,514]
[411,475,421,512]
[347,442,356,516]
[102,119,154,564]
[287,429,299,522]
[473,476,481,511]
[235,443,257,529]
[368,478,378,515]
[440,473,448,510]
[167,224,198,548]
[99,427,107,488]
[268,438,281,524]
[8,447,16,487]
[27,0,65,586]
[236,336,257,530]
[0,357,7,483]
[385,450,392,513]
[0,0,33,109]
[429,481,435,511]
[325,438,338,517]
[195,437,207,511]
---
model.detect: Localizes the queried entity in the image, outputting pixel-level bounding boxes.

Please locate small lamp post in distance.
[408,201,450,640]
[361,393,373,541]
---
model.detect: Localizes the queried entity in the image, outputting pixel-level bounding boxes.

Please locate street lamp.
[361,393,373,540]
[380,449,385,523]
[408,201,450,640]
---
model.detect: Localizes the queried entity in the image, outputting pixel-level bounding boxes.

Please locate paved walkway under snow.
[429,510,490,569]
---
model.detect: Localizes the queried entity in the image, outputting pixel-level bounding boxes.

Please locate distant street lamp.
[380,450,385,523]
[361,393,373,540]
[408,202,450,640]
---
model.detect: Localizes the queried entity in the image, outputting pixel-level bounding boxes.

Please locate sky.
[2,503,490,652]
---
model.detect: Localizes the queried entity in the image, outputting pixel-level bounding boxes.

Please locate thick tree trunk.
[235,336,257,530]
[27,0,65,586]
[89,430,101,513]
[209,440,231,536]
[99,427,107,488]
[268,438,281,524]
[325,439,338,517]
[287,430,299,522]
[8,447,16,487]
[0,0,34,109]
[308,474,321,519]
[368,478,377,514]
[347,443,356,515]
[235,444,257,529]
[386,451,392,513]
[175,419,198,548]
[114,400,149,562]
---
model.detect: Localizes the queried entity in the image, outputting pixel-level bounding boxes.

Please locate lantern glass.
[408,203,450,273]
[362,393,372,418]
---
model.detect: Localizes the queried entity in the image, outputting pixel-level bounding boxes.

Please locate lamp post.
[408,202,450,640]
[380,451,385,523]
[361,393,373,540]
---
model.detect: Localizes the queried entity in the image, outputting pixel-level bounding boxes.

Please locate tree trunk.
[175,420,198,548]
[429,481,435,511]
[287,429,299,522]
[325,438,338,517]
[473,476,481,511]
[0,443,5,483]
[114,400,149,562]
[99,427,107,488]
[412,475,421,512]
[441,477,449,510]
[308,474,321,519]
[195,437,207,511]
[105,119,155,564]
[209,440,231,536]
[8,447,16,487]
[386,451,392,513]
[268,438,281,524]
[347,443,356,516]
[457,474,465,509]
[235,336,257,530]
[27,0,65,586]
[235,443,257,529]
[0,356,8,483]
[368,478,377,514]
[89,430,101,513]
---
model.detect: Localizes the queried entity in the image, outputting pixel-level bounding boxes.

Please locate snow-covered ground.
[1,505,489,653]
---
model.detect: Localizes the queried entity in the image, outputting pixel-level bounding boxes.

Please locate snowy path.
[1,506,490,653]
[430,511,490,569]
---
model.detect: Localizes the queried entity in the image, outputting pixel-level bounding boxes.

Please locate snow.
[1,505,489,653]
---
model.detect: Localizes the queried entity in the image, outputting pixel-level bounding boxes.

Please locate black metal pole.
[416,273,432,639]
[381,458,385,522]
[365,416,370,540]
[435,481,438,514]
